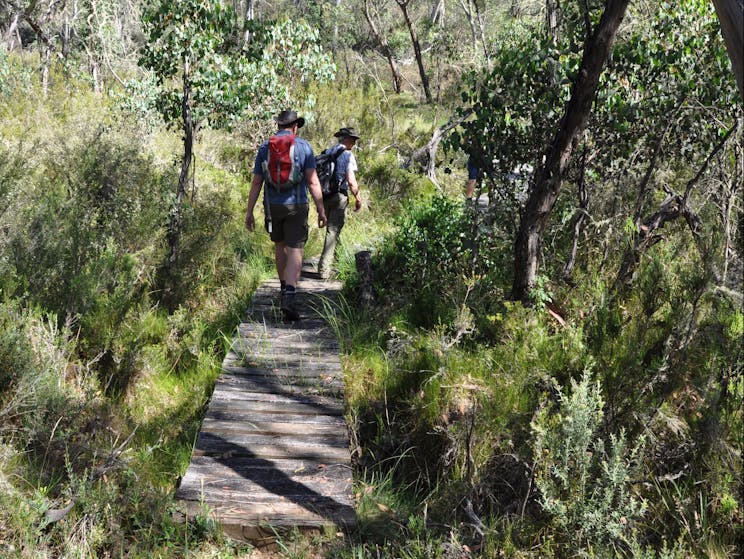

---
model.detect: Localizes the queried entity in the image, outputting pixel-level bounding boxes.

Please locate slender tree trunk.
[720,125,742,284]
[91,58,101,95]
[396,0,432,103]
[457,0,478,49]
[4,13,20,50]
[563,149,589,284]
[363,0,403,94]
[474,0,489,62]
[546,0,560,85]
[430,0,444,25]
[41,45,50,96]
[546,0,558,45]
[169,56,194,266]
[711,0,744,102]
[333,0,342,51]
[243,0,255,45]
[62,9,71,57]
[722,189,733,284]
[511,0,631,302]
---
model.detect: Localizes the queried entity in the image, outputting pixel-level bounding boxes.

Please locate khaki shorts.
[265,204,309,248]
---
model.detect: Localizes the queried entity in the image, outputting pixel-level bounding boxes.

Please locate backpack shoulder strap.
[332,144,346,160]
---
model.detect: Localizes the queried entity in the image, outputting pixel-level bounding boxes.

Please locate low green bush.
[532,370,648,554]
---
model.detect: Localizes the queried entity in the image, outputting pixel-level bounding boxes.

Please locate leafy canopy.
[138,0,335,130]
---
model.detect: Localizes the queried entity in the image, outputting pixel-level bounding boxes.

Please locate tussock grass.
[1,44,740,559]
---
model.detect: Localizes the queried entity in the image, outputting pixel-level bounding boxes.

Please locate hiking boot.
[281,290,300,321]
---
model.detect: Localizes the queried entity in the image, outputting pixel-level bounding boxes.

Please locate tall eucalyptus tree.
[511,0,631,301]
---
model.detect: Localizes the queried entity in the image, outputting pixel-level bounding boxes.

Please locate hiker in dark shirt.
[466,155,481,200]
[245,109,327,320]
[317,127,363,280]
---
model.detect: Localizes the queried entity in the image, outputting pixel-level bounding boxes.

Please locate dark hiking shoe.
[281,291,300,321]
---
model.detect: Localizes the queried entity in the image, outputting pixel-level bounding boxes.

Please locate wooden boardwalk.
[175,263,355,541]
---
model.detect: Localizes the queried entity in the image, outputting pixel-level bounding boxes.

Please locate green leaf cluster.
[138,0,335,131]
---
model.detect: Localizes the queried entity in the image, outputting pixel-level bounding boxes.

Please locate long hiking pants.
[318,192,348,278]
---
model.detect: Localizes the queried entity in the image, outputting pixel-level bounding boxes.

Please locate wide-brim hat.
[275,109,305,128]
[334,127,360,140]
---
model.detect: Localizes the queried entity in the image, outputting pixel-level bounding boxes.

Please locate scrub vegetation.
[0,0,740,557]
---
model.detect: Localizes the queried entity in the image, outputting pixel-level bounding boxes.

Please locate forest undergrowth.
[1,3,742,557]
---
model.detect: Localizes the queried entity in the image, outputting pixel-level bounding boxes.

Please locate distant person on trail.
[317,127,363,280]
[245,109,327,321]
[465,155,480,201]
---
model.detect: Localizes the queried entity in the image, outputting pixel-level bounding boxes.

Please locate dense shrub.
[532,370,647,554]
[374,195,512,330]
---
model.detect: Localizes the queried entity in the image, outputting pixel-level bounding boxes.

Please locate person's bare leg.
[274,241,287,283]
[283,247,303,287]
[280,246,303,320]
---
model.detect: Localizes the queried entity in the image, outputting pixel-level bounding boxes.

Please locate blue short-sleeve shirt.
[253,130,316,205]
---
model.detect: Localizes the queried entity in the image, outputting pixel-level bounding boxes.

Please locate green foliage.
[595,0,737,169]
[0,47,33,101]
[374,196,468,327]
[0,2,741,556]
[446,19,567,194]
[0,302,34,398]
[0,45,10,97]
[532,370,648,554]
[373,195,512,331]
[139,1,335,130]
[1,123,168,383]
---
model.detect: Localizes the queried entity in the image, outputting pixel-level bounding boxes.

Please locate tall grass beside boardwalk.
[0,74,272,556]
[0,55,740,558]
[330,183,742,557]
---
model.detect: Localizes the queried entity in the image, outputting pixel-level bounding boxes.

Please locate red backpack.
[262,133,302,190]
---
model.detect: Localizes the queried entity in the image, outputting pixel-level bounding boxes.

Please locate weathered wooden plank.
[212,382,344,404]
[216,374,343,396]
[182,492,354,514]
[182,455,347,473]
[237,322,337,337]
[209,389,345,415]
[193,444,351,462]
[223,358,342,372]
[215,373,344,396]
[206,400,344,419]
[221,364,343,382]
[204,408,347,426]
[178,484,354,514]
[194,433,351,461]
[179,467,352,499]
[180,499,356,528]
[234,336,338,349]
[201,418,345,436]
[195,431,350,449]
[224,349,342,365]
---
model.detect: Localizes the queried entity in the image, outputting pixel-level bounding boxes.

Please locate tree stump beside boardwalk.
[175,262,355,542]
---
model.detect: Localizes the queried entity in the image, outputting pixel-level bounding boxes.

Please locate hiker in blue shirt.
[245,109,327,320]
[317,127,363,280]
